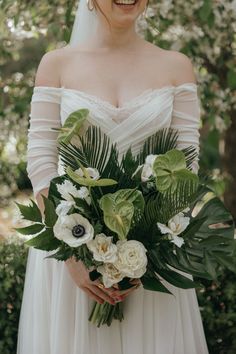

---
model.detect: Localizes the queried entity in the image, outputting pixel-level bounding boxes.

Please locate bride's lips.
[113,0,139,10]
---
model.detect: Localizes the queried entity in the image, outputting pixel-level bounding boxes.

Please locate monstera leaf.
[153,149,199,193]
[99,189,145,239]
[52,108,89,144]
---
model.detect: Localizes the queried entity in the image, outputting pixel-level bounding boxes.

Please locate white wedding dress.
[17,82,209,354]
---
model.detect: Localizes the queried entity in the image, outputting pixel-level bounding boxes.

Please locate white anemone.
[53,213,94,247]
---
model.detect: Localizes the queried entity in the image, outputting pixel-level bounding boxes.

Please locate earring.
[87,0,94,11]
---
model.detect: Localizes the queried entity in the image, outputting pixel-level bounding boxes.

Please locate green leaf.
[99,189,145,239]
[14,223,44,235]
[203,251,217,279]
[136,127,178,164]
[141,275,172,294]
[54,108,89,144]
[66,166,117,187]
[157,269,198,289]
[214,253,236,274]
[227,68,236,90]
[15,199,42,223]
[25,228,61,251]
[100,195,134,240]
[41,195,58,227]
[44,244,74,261]
[153,149,199,193]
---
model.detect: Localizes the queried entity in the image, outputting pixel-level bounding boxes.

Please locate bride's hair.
[92,1,111,27]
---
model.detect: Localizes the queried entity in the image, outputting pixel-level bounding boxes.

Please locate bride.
[17,0,209,353]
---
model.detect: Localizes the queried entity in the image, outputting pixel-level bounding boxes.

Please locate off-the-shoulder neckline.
[33,82,198,110]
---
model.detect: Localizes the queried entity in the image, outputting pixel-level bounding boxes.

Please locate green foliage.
[153,149,199,193]
[99,189,144,240]
[0,240,28,354]
[54,108,89,144]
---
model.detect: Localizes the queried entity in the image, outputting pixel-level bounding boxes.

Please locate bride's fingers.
[91,279,120,296]
[82,287,104,304]
[89,284,116,305]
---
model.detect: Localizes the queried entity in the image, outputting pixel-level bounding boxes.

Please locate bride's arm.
[27,51,62,214]
[27,50,125,305]
[170,53,201,173]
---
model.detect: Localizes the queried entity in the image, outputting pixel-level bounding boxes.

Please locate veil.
[69,0,99,46]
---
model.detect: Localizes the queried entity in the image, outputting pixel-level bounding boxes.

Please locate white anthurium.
[114,240,148,278]
[97,263,125,288]
[75,167,100,180]
[87,233,118,263]
[55,200,75,217]
[157,212,190,248]
[53,213,94,247]
[56,180,90,203]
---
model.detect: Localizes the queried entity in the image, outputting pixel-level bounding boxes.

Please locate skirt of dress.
[17,247,209,354]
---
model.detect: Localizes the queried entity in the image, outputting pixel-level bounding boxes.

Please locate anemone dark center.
[72,224,85,238]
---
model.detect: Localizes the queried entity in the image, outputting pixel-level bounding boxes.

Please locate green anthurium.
[153,149,199,193]
[52,108,89,144]
[66,166,117,187]
[99,189,145,239]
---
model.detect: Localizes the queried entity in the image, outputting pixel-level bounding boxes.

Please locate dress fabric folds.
[17,83,209,354]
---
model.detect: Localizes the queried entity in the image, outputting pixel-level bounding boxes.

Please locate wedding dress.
[17,82,209,354]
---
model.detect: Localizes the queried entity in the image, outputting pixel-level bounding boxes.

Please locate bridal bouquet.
[15,108,236,327]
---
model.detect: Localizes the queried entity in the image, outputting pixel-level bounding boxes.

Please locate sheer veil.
[69,0,99,46]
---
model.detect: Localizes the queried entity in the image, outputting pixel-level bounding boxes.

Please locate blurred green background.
[0,1,236,353]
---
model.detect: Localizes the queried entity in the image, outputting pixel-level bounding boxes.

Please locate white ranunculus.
[53,213,94,247]
[75,167,100,180]
[157,212,190,248]
[87,233,118,263]
[55,200,75,216]
[97,263,124,288]
[114,240,148,278]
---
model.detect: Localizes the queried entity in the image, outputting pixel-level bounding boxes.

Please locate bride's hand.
[65,257,141,304]
[65,257,122,305]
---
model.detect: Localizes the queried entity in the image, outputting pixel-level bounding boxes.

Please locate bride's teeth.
[114,0,136,5]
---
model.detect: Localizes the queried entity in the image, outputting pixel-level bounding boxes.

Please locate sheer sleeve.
[26,87,62,198]
[171,83,201,173]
